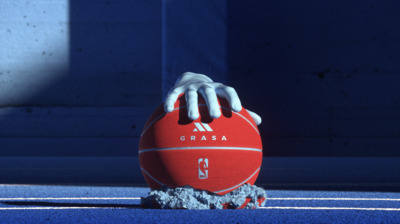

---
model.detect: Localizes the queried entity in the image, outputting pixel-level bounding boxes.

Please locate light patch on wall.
[0,0,69,106]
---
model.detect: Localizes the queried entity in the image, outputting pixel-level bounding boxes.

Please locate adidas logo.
[180,122,226,141]
[193,122,213,132]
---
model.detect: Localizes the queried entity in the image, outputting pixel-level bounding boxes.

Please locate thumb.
[246,109,262,126]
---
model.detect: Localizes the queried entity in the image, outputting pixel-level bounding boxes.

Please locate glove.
[164,72,262,126]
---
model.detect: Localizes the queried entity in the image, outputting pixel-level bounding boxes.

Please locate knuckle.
[186,89,197,95]
[186,84,199,91]
[203,86,215,94]
[224,86,235,92]
[201,82,215,89]
[170,89,180,95]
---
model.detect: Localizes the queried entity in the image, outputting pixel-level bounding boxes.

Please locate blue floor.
[1,185,400,224]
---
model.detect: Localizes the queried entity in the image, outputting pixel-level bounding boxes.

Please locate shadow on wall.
[227,0,400,157]
[0,1,161,185]
[0,0,161,158]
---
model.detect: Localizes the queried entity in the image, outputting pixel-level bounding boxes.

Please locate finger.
[185,90,199,120]
[246,109,262,126]
[217,86,242,112]
[164,89,181,112]
[200,86,221,119]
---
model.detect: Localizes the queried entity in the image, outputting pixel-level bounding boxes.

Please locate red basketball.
[139,94,263,195]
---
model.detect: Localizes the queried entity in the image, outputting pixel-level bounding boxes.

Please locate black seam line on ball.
[140,104,259,137]
[139,147,263,154]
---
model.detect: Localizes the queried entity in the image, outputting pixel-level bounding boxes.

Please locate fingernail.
[211,109,221,118]
[189,112,199,120]
[233,104,242,111]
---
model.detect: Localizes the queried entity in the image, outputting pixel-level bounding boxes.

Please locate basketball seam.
[141,167,261,195]
[213,167,261,194]
[228,108,259,135]
[140,112,167,137]
[141,104,259,137]
[139,146,262,154]
[141,167,166,187]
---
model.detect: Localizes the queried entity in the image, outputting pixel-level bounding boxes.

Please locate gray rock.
[141,184,267,209]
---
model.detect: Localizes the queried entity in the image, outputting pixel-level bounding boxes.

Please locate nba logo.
[198,158,208,179]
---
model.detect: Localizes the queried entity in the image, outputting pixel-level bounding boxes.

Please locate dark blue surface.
[1,185,400,223]
[3,209,399,224]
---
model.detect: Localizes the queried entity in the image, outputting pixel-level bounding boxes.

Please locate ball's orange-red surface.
[139,95,263,195]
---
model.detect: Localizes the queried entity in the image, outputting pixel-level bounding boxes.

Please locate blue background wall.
[0,0,399,185]
[164,0,400,157]
[227,1,400,157]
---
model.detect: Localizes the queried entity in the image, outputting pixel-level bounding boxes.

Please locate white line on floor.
[3,197,399,202]
[1,197,399,202]
[260,183,400,186]
[0,197,141,201]
[268,197,400,201]
[1,206,400,211]
[0,207,126,210]
[260,206,400,211]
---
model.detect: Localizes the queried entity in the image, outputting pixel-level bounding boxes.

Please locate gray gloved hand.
[164,72,262,126]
